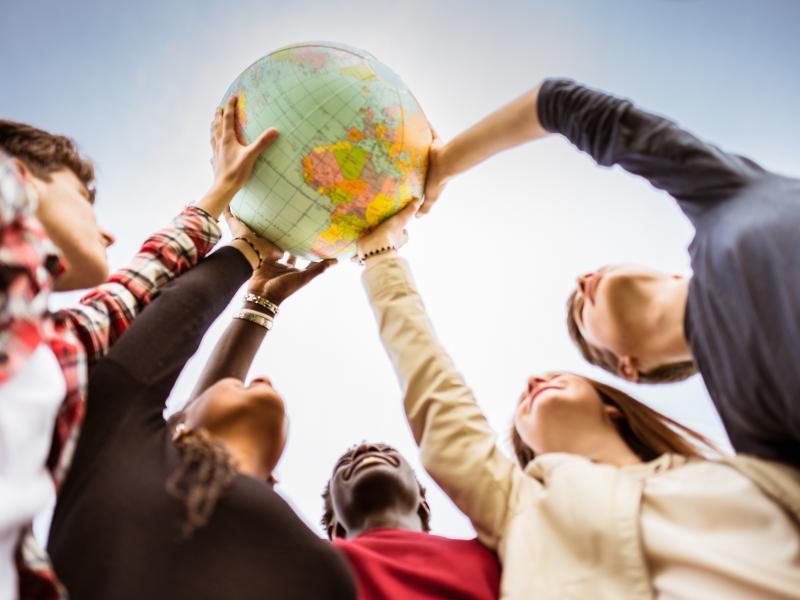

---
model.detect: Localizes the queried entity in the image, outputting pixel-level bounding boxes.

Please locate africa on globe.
[221,42,433,260]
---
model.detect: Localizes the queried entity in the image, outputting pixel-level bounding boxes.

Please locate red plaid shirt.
[1,151,222,598]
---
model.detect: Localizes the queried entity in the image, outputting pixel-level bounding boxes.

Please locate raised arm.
[188,243,336,401]
[63,94,280,364]
[536,79,761,209]
[424,79,762,216]
[357,203,523,548]
[421,87,548,214]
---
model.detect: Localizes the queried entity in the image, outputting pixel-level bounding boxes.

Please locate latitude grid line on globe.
[241,59,385,252]
[229,46,428,259]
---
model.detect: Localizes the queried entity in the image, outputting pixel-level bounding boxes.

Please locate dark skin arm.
[189,244,336,400]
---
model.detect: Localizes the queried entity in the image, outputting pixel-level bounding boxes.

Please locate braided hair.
[166,425,238,538]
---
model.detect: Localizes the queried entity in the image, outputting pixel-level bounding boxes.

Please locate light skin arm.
[421,84,548,214]
[195,94,279,220]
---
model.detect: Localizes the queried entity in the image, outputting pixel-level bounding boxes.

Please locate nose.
[352,442,385,459]
[576,272,593,294]
[527,375,548,393]
[101,229,116,248]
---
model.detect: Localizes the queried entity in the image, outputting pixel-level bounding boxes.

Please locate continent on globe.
[221,42,433,260]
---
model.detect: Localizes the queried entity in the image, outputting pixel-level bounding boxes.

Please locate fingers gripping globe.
[221,42,433,260]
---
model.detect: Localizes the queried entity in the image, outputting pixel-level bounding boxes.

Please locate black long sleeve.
[103,245,251,390]
[537,79,764,218]
[50,245,357,599]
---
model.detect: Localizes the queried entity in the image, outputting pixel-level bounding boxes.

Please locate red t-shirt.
[333,528,500,600]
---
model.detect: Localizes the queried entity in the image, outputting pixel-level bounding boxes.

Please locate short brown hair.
[511,375,718,469]
[565,288,697,383]
[0,119,95,199]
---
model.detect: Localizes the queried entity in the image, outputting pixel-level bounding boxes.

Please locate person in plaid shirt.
[0,96,279,599]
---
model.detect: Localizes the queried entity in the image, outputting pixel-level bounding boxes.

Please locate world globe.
[221,42,433,260]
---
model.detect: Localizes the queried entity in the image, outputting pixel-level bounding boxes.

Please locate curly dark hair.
[0,119,96,200]
[321,443,431,540]
[166,426,238,538]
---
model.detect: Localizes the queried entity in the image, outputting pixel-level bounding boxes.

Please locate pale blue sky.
[5,0,798,537]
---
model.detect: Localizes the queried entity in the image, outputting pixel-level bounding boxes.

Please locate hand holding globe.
[220,42,433,260]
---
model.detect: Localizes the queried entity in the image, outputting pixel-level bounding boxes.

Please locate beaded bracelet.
[244,293,279,316]
[358,245,396,265]
[235,308,273,330]
[234,236,263,269]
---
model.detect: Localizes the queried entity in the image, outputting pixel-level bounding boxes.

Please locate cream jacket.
[363,256,800,600]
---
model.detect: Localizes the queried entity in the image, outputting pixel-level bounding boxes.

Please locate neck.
[217,434,272,482]
[644,278,693,367]
[347,509,423,539]
[556,426,642,467]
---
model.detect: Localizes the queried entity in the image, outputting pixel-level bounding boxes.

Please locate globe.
[221,42,433,260]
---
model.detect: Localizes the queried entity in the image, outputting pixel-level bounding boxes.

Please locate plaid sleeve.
[0,151,64,382]
[62,206,221,364]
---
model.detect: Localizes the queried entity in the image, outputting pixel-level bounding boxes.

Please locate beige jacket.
[363,256,800,600]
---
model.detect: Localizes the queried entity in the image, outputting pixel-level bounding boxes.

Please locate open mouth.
[344,452,399,480]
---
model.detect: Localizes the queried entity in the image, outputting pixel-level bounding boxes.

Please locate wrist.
[197,183,236,219]
[229,238,260,270]
[358,244,397,265]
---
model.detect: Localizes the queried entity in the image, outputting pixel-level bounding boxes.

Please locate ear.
[604,404,623,420]
[9,156,31,181]
[417,498,431,525]
[617,355,639,382]
[327,518,346,540]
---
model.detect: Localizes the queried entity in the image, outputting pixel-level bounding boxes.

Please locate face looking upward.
[17,161,115,290]
[571,264,685,379]
[181,376,288,480]
[514,372,624,456]
[328,443,425,539]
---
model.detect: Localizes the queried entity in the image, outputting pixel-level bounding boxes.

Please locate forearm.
[189,316,267,400]
[105,246,252,387]
[362,256,516,543]
[195,182,237,220]
[439,85,549,179]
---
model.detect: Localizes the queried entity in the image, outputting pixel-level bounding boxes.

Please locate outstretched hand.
[356,198,422,259]
[249,254,337,306]
[210,95,279,195]
[419,129,447,216]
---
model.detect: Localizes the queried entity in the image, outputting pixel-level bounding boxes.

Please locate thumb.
[394,197,422,228]
[299,258,337,285]
[250,128,279,154]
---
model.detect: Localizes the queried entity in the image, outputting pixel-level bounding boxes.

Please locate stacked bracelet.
[358,245,396,265]
[235,308,273,330]
[245,293,279,316]
[234,236,264,269]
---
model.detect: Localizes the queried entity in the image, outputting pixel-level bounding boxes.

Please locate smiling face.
[514,372,622,456]
[181,376,288,478]
[327,443,426,539]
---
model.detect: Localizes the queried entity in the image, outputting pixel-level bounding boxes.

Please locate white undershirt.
[641,461,800,599]
[0,344,65,600]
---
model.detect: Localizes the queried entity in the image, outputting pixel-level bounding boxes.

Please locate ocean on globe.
[221,42,433,260]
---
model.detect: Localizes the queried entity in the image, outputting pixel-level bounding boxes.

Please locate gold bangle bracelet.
[244,293,279,316]
[234,309,273,330]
